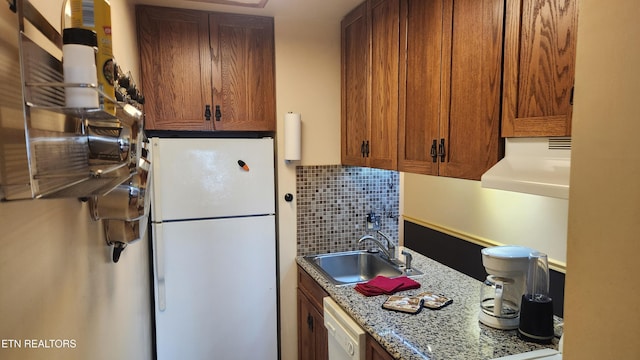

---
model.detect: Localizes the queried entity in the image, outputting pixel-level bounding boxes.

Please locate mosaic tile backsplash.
[296,165,400,256]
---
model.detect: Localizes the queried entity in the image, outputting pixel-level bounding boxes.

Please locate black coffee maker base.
[518,295,554,344]
[517,329,554,344]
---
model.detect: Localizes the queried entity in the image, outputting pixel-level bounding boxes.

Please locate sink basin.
[303,250,422,285]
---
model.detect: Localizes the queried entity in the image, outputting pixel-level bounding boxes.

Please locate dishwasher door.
[323,297,366,360]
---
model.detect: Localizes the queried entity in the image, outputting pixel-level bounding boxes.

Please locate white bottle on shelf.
[62,27,99,109]
[63,0,115,114]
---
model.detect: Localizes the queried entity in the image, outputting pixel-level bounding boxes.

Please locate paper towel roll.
[284,112,301,161]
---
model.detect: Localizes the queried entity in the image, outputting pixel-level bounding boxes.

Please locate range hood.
[481,137,571,199]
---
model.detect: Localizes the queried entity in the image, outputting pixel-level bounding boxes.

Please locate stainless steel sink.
[303,250,422,285]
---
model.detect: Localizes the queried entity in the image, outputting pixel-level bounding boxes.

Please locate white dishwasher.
[323,297,366,360]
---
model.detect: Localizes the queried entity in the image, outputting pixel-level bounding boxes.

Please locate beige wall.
[402,171,569,266]
[273,4,352,360]
[563,0,640,358]
[0,1,151,360]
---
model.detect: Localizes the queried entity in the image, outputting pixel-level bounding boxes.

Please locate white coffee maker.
[479,245,534,330]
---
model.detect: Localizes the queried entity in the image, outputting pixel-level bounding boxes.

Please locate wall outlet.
[367,212,381,231]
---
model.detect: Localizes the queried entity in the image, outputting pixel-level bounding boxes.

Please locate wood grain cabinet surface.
[342,0,504,180]
[298,266,329,360]
[137,7,211,131]
[366,334,395,360]
[341,2,369,167]
[297,265,397,360]
[341,0,399,170]
[398,0,504,180]
[343,0,578,177]
[501,0,578,137]
[209,13,275,131]
[137,6,275,131]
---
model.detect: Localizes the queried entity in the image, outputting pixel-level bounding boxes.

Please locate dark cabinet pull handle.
[307,313,313,331]
[430,139,437,162]
[365,140,370,157]
[438,138,446,162]
[215,105,222,121]
[361,141,366,157]
[204,105,211,121]
[570,85,575,106]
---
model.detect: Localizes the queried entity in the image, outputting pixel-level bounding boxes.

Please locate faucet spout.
[358,231,396,261]
[377,231,396,260]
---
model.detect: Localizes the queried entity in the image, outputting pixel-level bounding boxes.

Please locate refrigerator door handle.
[154,223,167,311]
[150,138,163,222]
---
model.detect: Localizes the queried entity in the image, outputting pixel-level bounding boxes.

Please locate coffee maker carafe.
[479,245,533,330]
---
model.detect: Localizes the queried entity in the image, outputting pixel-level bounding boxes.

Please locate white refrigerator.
[150,137,278,360]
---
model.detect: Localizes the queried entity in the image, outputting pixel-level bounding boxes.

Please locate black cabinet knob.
[204,105,211,121]
[215,105,222,121]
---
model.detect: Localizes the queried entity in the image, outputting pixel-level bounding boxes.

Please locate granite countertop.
[296,247,561,360]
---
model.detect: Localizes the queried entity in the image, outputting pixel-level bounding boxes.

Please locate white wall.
[0,1,151,360]
[563,0,640,358]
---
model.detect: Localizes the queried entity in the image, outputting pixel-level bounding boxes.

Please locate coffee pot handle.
[493,280,504,316]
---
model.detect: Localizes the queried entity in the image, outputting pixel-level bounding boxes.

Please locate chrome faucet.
[358,230,397,261]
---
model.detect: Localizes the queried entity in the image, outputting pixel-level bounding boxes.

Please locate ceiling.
[131,0,362,19]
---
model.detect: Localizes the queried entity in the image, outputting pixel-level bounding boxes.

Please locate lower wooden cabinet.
[298,267,328,360]
[366,334,395,360]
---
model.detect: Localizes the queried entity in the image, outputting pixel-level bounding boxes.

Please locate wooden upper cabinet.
[341,2,369,167]
[341,0,399,170]
[369,0,399,170]
[397,0,445,175]
[398,0,504,180]
[209,13,275,131]
[137,6,275,131]
[137,7,213,131]
[439,0,504,179]
[501,0,578,137]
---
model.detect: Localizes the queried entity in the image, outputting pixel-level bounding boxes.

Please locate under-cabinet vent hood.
[481,137,571,199]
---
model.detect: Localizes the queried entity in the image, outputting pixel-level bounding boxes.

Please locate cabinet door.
[365,334,395,360]
[341,2,369,167]
[298,288,328,360]
[369,0,400,170]
[137,6,213,131]
[397,0,445,175]
[209,13,276,131]
[501,0,578,137]
[439,0,504,180]
[298,289,316,360]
